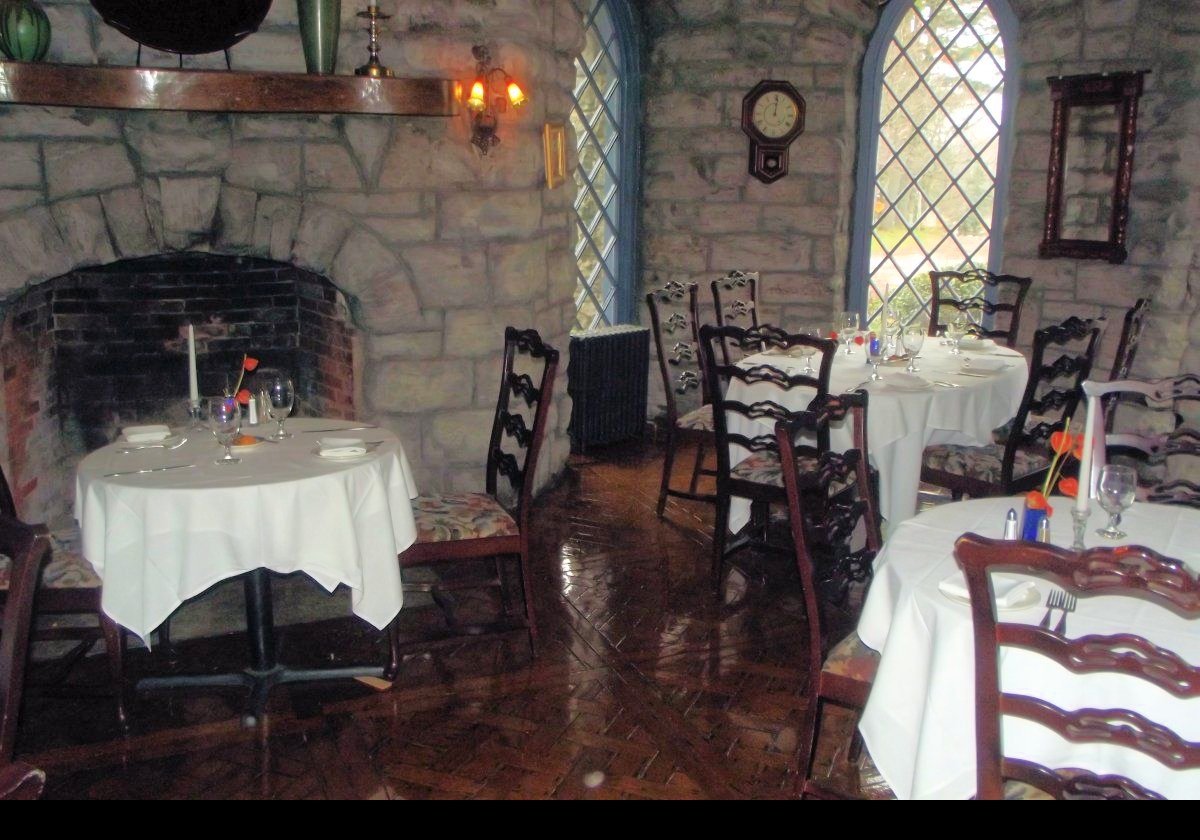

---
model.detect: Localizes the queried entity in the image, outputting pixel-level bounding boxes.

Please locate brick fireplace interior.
[0,252,356,526]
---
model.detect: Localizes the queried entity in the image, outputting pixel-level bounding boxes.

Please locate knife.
[104,464,196,478]
[303,425,380,434]
[956,371,990,378]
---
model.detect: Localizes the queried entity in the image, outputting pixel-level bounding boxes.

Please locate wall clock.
[740,80,806,184]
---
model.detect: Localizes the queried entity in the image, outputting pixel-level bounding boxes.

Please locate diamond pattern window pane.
[867,0,1008,330]
[570,0,628,331]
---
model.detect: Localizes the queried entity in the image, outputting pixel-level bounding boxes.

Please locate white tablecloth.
[726,341,1027,530]
[75,418,419,645]
[858,497,1200,799]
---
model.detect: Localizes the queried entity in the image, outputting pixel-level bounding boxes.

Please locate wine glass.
[902,326,925,372]
[1096,464,1137,539]
[866,334,885,381]
[263,374,295,440]
[207,395,242,465]
[790,329,819,375]
[839,311,859,355]
[945,313,970,355]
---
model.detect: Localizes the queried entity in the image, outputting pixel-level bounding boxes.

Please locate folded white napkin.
[963,358,1007,373]
[886,372,929,390]
[122,424,171,443]
[957,337,993,350]
[938,573,1037,608]
[318,436,367,457]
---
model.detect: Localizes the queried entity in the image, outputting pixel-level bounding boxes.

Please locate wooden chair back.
[646,280,707,423]
[711,271,761,365]
[955,533,1200,799]
[0,515,50,762]
[928,269,1032,348]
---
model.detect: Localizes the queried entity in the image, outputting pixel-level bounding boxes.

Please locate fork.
[1055,592,1077,635]
[1039,589,1064,629]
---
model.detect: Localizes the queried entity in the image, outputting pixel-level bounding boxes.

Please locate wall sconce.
[465,45,526,155]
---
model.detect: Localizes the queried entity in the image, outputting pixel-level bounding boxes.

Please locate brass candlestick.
[355,4,393,78]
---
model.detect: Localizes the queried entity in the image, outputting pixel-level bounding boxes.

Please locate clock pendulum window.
[740,80,807,184]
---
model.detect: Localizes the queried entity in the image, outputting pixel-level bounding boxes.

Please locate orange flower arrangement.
[230,354,259,406]
[1026,417,1080,516]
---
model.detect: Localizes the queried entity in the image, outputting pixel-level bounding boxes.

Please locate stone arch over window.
[569,0,642,330]
[849,0,1019,328]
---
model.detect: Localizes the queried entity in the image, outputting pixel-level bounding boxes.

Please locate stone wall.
[1000,0,1200,386]
[638,0,876,416]
[0,0,583,505]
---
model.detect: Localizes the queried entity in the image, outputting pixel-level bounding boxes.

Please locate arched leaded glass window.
[569,0,640,331]
[850,0,1018,328]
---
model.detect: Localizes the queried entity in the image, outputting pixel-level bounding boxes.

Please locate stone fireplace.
[0,0,583,530]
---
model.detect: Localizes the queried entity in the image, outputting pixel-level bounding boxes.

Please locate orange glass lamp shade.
[506,80,526,107]
[466,79,487,112]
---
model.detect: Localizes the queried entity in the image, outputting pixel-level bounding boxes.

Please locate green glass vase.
[297,0,340,75]
[0,0,51,62]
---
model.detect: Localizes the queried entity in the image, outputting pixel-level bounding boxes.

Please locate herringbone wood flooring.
[15,440,881,799]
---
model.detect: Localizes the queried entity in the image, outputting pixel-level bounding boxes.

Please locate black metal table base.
[135,569,383,726]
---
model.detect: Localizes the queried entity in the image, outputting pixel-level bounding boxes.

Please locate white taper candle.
[187,324,199,406]
[1076,393,1097,512]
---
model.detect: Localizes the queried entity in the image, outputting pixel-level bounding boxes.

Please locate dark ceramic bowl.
[90,0,274,55]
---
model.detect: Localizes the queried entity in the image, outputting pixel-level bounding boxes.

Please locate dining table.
[75,417,419,719]
[725,338,1028,531]
[857,496,1200,799]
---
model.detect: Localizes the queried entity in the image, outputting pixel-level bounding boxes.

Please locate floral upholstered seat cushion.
[676,404,713,432]
[412,492,519,543]
[922,443,1050,486]
[0,523,101,591]
[822,632,879,683]
[729,450,828,488]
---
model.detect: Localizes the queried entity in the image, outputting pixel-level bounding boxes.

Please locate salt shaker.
[1003,508,1018,540]
[248,394,259,426]
[1037,515,1051,543]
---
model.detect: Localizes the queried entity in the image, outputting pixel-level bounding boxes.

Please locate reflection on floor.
[16,439,892,799]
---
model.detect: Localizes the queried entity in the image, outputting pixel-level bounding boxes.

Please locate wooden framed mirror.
[1039,71,1148,264]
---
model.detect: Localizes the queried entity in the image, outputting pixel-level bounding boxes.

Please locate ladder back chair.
[646,280,718,517]
[776,395,883,799]
[927,269,1033,349]
[0,761,44,800]
[385,327,558,675]
[1104,298,1152,433]
[922,316,1101,499]
[0,515,49,763]
[956,533,1200,800]
[0,468,127,728]
[711,270,761,366]
[698,323,837,586]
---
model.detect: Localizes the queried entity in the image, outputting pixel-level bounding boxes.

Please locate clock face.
[751,91,800,140]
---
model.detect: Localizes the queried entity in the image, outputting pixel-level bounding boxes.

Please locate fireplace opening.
[0,252,358,526]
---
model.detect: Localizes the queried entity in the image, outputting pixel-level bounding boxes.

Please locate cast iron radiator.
[567,325,649,453]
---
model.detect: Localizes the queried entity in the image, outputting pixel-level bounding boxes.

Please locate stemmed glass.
[839,311,859,355]
[1096,464,1137,539]
[902,326,925,373]
[867,334,885,381]
[790,328,819,375]
[207,396,242,465]
[262,373,296,440]
[945,313,969,355]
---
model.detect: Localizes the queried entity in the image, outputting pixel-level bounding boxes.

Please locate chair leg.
[99,615,128,731]
[516,550,538,658]
[795,694,822,798]
[656,425,679,518]
[384,617,402,682]
[688,440,707,495]
[712,492,730,592]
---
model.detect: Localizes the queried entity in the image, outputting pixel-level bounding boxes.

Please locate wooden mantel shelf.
[0,61,458,116]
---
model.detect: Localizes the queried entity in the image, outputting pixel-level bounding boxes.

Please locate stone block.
[100,186,157,257]
[644,232,708,273]
[0,208,71,292]
[490,239,549,303]
[405,243,490,308]
[0,142,41,189]
[429,409,496,455]
[215,186,258,250]
[124,124,231,174]
[253,196,302,262]
[367,358,473,413]
[292,203,353,274]
[645,92,723,130]
[43,4,96,64]
[157,176,221,247]
[51,195,116,267]
[331,228,426,332]
[362,215,437,244]
[304,143,362,190]
[0,108,121,140]
[0,189,41,214]
[439,190,543,240]
[232,116,341,141]
[366,331,443,360]
[44,141,136,200]
[710,234,812,272]
[225,142,302,194]
[314,191,425,217]
[340,117,393,185]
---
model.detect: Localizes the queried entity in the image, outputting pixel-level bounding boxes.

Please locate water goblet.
[1096,464,1137,539]
[839,311,859,356]
[263,374,296,440]
[902,327,925,372]
[946,314,969,355]
[207,395,242,465]
[867,336,885,381]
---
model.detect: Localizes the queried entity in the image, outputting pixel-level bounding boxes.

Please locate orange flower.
[1057,476,1079,498]
[1073,435,1085,460]
[236,388,252,406]
[243,356,259,372]
[829,330,839,340]
[854,334,865,345]
[1026,490,1050,511]
[1049,429,1076,455]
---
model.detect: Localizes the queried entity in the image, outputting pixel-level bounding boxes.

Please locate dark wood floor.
[15,439,875,799]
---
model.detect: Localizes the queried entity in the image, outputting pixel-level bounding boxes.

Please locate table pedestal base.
[135,569,384,726]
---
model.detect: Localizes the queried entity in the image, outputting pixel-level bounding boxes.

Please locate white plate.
[885,377,932,392]
[957,338,993,351]
[941,582,1041,611]
[122,424,172,443]
[120,433,185,450]
[313,446,369,460]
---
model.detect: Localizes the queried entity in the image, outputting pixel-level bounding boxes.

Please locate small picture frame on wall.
[543,123,567,189]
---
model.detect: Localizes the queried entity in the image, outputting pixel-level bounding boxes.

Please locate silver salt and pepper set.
[1003,506,1051,542]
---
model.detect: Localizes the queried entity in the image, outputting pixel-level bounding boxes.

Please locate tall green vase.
[0,0,51,62]
[297,0,340,75]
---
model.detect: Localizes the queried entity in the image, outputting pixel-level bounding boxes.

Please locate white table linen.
[858,497,1200,799]
[75,418,419,645]
[725,341,1027,530]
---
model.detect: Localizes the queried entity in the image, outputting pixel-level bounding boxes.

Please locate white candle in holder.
[187,324,199,406]
[1076,394,1097,513]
